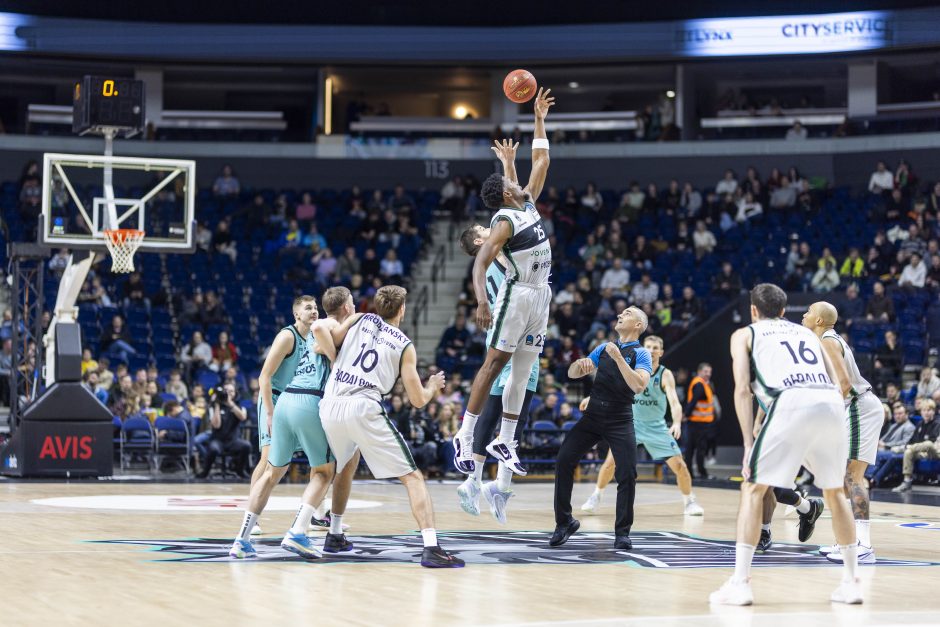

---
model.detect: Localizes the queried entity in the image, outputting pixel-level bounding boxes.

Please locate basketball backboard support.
[40,152,196,253]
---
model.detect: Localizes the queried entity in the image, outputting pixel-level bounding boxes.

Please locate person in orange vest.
[684,362,715,479]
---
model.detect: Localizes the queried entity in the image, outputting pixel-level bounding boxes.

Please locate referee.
[550,307,652,550]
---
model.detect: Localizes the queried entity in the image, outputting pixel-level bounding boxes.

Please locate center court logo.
[90,531,938,567]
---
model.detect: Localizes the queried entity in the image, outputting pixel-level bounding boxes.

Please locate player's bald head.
[812,301,838,327]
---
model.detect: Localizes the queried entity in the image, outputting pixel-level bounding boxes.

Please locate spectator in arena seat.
[867,402,917,486]
[884,188,908,224]
[312,246,338,285]
[625,181,645,212]
[816,247,837,271]
[295,192,317,222]
[769,176,797,210]
[99,314,136,363]
[607,232,628,260]
[579,234,605,263]
[894,159,914,193]
[122,272,151,310]
[47,249,69,275]
[180,330,212,377]
[631,235,655,270]
[581,182,603,213]
[631,273,660,307]
[676,286,703,328]
[379,249,404,284]
[735,191,763,225]
[109,373,136,416]
[388,184,416,217]
[711,262,742,301]
[195,223,212,252]
[894,399,939,492]
[213,218,237,264]
[917,367,940,401]
[811,259,840,293]
[899,253,927,290]
[165,369,188,402]
[785,120,807,140]
[556,302,580,338]
[874,331,903,382]
[437,313,471,372]
[680,183,703,218]
[555,282,578,306]
[664,180,682,213]
[212,165,240,199]
[335,246,361,281]
[715,169,738,196]
[600,258,631,296]
[200,291,226,326]
[81,370,109,406]
[692,221,716,259]
[210,331,238,373]
[839,247,866,279]
[765,168,783,193]
[302,223,327,251]
[868,161,894,194]
[642,183,660,213]
[926,254,940,292]
[899,224,927,261]
[842,283,865,322]
[532,393,560,426]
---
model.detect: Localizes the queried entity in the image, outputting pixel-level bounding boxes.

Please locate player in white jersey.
[803,301,881,564]
[710,284,863,607]
[318,286,464,568]
[453,87,555,477]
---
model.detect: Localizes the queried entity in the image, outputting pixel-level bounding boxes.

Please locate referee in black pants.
[550,307,653,550]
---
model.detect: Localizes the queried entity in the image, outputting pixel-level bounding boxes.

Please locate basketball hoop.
[103,228,145,273]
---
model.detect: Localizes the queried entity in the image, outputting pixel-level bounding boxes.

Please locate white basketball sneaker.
[481,480,514,525]
[457,477,482,516]
[452,430,475,475]
[709,578,753,606]
[831,578,864,604]
[581,491,601,514]
[250,523,263,536]
[684,500,705,516]
[825,542,876,565]
[485,439,528,476]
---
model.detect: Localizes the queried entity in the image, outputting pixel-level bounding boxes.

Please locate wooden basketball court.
[3,479,939,626]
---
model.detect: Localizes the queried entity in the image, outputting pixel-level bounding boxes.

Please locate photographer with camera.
[196,382,251,479]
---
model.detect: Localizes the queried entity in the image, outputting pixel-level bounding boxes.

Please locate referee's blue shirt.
[587,341,653,407]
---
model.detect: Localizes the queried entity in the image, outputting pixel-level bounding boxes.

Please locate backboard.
[40,153,196,253]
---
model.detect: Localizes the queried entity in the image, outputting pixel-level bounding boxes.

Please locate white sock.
[460,412,479,437]
[856,520,871,547]
[496,462,513,492]
[683,492,696,505]
[733,543,755,583]
[237,511,259,542]
[290,504,316,535]
[839,543,858,582]
[472,462,484,485]
[421,528,437,548]
[761,523,771,532]
[330,513,344,535]
[593,487,603,498]
[498,415,518,443]
[795,497,811,514]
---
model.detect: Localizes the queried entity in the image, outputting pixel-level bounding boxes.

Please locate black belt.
[272,388,283,397]
[588,398,633,413]
[284,387,324,397]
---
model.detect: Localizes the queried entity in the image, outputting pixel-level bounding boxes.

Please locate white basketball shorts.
[488,282,551,354]
[320,396,417,480]
[748,387,847,490]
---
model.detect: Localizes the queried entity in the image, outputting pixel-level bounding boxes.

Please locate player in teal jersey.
[244,297,314,535]
[455,231,540,523]
[579,335,704,517]
[230,290,360,559]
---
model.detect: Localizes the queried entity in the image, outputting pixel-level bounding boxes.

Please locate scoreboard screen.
[72,76,145,135]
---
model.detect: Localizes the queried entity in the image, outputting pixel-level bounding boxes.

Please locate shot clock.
[72,76,145,136]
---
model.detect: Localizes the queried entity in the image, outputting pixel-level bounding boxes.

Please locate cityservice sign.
[677,11,892,56]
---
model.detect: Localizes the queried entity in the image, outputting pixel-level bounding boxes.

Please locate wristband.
[532,138,550,150]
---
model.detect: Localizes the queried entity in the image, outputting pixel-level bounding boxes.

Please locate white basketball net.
[103,229,145,273]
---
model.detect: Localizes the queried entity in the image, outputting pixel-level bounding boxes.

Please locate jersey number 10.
[352,343,379,373]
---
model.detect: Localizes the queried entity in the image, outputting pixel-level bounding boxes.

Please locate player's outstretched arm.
[730,328,755,449]
[492,139,519,184]
[329,313,365,348]
[400,345,445,408]
[663,368,684,439]
[312,318,339,363]
[473,220,512,330]
[524,87,555,200]
[820,337,852,398]
[259,329,294,433]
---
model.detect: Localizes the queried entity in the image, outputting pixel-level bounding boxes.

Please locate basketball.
[503,69,537,104]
